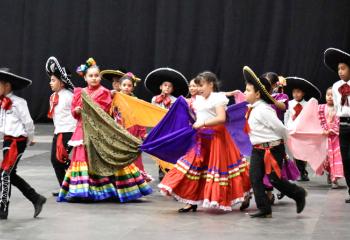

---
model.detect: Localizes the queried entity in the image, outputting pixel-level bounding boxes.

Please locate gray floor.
[0,124,349,240]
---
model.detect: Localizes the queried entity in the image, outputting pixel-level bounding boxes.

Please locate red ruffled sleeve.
[91,86,112,113]
[71,88,83,119]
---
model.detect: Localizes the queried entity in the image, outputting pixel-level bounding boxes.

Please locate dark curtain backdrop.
[0,0,349,121]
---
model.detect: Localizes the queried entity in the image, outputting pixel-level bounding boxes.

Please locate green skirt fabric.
[81,91,142,176]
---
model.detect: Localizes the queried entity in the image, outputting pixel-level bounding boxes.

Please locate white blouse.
[193,92,229,122]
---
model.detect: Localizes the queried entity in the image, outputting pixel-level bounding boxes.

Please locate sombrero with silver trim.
[284,77,321,101]
[144,67,188,97]
[243,66,276,104]
[0,68,32,90]
[324,48,350,73]
[45,56,74,91]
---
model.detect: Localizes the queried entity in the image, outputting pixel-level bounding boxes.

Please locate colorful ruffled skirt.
[58,145,152,202]
[158,125,251,211]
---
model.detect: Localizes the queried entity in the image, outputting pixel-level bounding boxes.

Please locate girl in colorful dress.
[186,78,197,109]
[158,71,251,212]
[58,58,152,202]
[318,87,344,188]
[114,72,153,182]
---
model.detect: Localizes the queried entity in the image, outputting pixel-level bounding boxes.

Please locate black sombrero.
[243,66,276,104]
[284,77,321,101]
[45,56,74,91]
[100,68,127,82]
[144,67,188,97]
[0,68,32,90]
[324,48,350,73]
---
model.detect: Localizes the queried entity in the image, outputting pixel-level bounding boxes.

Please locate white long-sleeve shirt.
[284,99,307,128]
[332,80,350,117]
[248,100,288,145]
[0,92,34,143]
[52,88,77,134]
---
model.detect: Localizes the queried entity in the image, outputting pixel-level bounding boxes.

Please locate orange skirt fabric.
[158,125,251,211]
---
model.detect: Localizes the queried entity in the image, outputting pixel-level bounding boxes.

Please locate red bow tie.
[0,96,12,110]
[155,94,171,109]
[338,83,350,106]
[292,103,303,120]
[48,92,59,119]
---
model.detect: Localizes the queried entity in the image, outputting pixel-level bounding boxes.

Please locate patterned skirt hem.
[158,183,250,211]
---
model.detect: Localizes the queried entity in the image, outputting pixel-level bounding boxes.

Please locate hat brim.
[243,66,276,104]
[324,48,350,73]
[284,77,321,101]
[144,67,188,97]
[100,70,125,82]
[45,57,74,91]
[0,71,32,90]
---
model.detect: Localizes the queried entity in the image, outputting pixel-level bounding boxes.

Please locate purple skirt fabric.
[141,97,253,164]
[140,97,196,164]
[225,101,252,156]
[263,159,300,187]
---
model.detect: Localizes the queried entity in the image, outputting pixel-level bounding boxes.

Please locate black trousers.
[339,125,350,195]
[51,132,73,187]
[0,138,39,214]
[295,159,308,176]
[250,144,304,213]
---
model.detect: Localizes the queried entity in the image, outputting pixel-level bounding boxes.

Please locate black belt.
[340,117,350,123]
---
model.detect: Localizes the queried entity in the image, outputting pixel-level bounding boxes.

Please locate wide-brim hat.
[144,67,188,97]
[324,48,350,73]
[45,56,74,91]
[284,77,321,101]
[0,68,32,91]
[243,66,276,104]
[100,69,126,82]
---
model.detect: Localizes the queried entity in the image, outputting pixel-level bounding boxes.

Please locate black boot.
[33,195,46,218]
[0,202,9,220]
[294,187,307,214]
[249,210,272,218]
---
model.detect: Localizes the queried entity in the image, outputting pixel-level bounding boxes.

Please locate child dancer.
[0,68,46,219]
[145,67,189,180]
[100,68,127,93]
[113,72,153,182]
[186,78,197,108]
[145,68,188,109]
[317,87,343,188]
[159,71,251,212]
[324,48,350,202]
[58,58,152,202]
[243,66,307,218]
[45,57,77,196]
[284,77,321,181]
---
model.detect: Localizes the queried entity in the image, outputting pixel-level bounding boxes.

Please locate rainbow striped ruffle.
[58,162,152,202]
